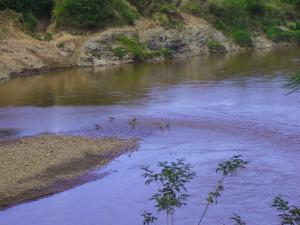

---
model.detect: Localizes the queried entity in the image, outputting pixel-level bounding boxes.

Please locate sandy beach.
[0,134,137,209]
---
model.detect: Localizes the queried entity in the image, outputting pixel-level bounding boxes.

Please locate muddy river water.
[0,48,300,225]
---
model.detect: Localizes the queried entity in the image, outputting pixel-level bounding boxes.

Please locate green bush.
[21,12,37,34]
[56,42,65,49]
[54,0,114,28]
[206,38,227,53]
[0,0,54,17]
[54,0,138,28]
[112,46,128,59]
[246,0,266,17]
[294,30,300,43]
[266,26,293,42]
[114,35,151,61]
[112,0,139,25]
[181,1,203,16]
[153,47,173,59]
[127,0,152,15]
[208,0,248,30]
[44,32,53,41]
[232,30,253,47]
[296,21,300,30]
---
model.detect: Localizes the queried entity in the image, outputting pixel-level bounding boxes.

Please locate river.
[0,48,300,225]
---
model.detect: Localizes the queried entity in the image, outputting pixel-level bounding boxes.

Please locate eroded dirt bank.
[0,10,280,80]
[0,134,137,209]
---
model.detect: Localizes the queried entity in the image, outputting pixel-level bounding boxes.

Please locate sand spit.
[0,134,137,209]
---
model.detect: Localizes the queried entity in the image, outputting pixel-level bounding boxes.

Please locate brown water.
[0,48,300,225]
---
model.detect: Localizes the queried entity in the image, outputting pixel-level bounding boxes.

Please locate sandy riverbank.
[0,134,137,209]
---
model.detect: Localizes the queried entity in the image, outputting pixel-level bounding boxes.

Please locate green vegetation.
[272,195,300,224]
[115,0,300,45]
[1,0,300,45]
[53,0,113,28]
[54,0,138,28]
[232,30,253,47]
[0,0,54,17]
[181,1,203,16]
[141,159,196,225]
[112,35,151,61]
[0,0,54,33]
[140,156,300,225]
[44,32,53,41]
[56,42,65,49]
[112,35,173,61]
[198,155,248,225]
[195,0,300,45]
[20,12,37,34]
[154,47,173,59]
[206,38,227,53]
[285,72,300,94]
[141,156,248,225]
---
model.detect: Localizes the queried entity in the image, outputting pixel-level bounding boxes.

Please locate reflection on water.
[0,48,299,107]
[0,129,18,139]
[0,48,300,225]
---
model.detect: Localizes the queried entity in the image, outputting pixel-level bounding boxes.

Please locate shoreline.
[2,44,296,81]
[0,134,138,210]
[1,10,297,81]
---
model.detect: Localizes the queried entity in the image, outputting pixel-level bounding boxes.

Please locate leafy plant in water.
[141,159,196,225]
[284,72,300,94]
[272,195,300,225]
[231,213,246,225]
[197,155,248,225]
[141,211,158,225]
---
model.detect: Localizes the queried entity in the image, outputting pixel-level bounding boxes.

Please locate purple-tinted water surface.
[0,48,300,225]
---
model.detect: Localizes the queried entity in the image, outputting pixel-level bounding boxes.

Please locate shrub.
[140,156,248,225]
[21,12,37,34]
[112,0,139,25]
[44,32,53,41]
[158,48,173,59]
[56,42,65,49]
[152,47,173,59]
[266,26,293,42]
[113,35,151,61]
[127,0,152,15]
[296,21,300,30]
[232,30,253,47]
[208,0,248,30]
[54,0,114,28]
[181,1,203,16]
[112,46,128,59]
[246,0,266,17]
[0,0,54,17]
[206,38,227,53]
[54,0,138,28]
[141,159,196,225]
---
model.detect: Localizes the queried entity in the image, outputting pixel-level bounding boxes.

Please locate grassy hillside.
[1,0,300,46]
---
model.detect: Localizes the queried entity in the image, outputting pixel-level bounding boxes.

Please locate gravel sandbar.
[0,134,137,209]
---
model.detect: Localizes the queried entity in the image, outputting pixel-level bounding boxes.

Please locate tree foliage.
[0,0,54,17]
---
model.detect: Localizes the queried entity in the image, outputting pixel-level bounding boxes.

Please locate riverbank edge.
[0,134,138,210]
[2,44,294,81]
[0,10,297,81]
